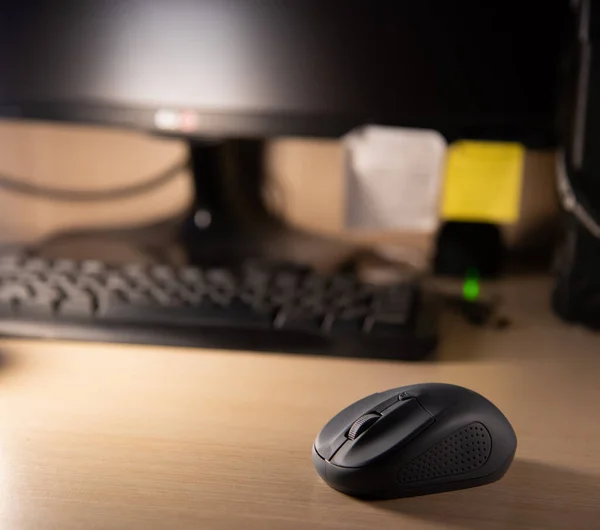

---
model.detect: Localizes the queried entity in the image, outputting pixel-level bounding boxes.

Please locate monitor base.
[32,139,356,272]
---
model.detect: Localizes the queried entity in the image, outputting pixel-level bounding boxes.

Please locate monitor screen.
[0,0,567,143]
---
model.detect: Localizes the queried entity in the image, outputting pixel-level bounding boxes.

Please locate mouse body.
[312,383,517,499]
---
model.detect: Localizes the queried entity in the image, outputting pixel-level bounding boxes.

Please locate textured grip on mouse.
[398,422,492,483]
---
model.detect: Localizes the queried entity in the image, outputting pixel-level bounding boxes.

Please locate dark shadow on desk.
[0,348,16,378]
[435,311,484,362]
[374,459,600,530]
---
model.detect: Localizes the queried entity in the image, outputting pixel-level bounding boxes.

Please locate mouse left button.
[314,391,398,461]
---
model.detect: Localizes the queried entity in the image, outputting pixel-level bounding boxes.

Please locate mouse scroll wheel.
[347,412,381,440]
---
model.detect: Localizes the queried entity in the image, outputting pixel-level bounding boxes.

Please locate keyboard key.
[81,260,106,275]
[98,298,271,328]
[23,258,48,273]
[274,308,323,332]
[53,259,78,273]
[179,267,204,285]
[0,255,21,272]
[124,291,156,306]
[18,297,56,317]
[148,285,176,306]
[105,274,133,292]
[29,281,60,301]
[57,295,96,317]
[0,284,30,302]
[194,300,272,327]
[330,306,368,334]
[372,285,414,322]
[364,311,410,335]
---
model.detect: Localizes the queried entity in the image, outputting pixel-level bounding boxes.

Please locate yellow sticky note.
[442,141,525,223]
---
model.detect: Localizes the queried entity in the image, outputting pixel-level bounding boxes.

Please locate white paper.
[345,125,447,231]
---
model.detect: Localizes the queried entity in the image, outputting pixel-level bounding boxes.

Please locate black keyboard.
[0,255,437,360]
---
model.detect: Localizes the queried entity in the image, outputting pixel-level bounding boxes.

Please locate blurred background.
[0,121,559,257]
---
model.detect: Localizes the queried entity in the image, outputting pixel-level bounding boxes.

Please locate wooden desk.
[0,276,599,530]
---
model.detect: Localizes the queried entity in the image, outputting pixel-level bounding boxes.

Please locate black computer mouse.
[312,383,517,499]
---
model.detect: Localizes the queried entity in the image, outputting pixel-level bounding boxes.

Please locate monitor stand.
[34,138,356,271]
[181,138,284,265]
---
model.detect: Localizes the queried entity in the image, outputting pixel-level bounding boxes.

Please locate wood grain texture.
[0,276,598,529]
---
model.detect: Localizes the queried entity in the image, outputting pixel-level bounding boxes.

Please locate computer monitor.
[1,1,566,143]
[0,1,569,265]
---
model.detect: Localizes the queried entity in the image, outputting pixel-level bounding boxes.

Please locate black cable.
[557,150,600,239]
[0,158,190,202]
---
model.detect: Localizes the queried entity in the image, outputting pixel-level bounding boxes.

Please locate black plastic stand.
[179,138,353,268]
[181,139,276,265]
[434,222,505,278]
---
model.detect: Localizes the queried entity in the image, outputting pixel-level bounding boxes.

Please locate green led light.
[463,279,480,301]
[463,268,481,301]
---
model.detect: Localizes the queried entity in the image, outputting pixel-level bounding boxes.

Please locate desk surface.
[0,276,599,530]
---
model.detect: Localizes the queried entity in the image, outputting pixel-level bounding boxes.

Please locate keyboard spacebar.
[95,302,273,329]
